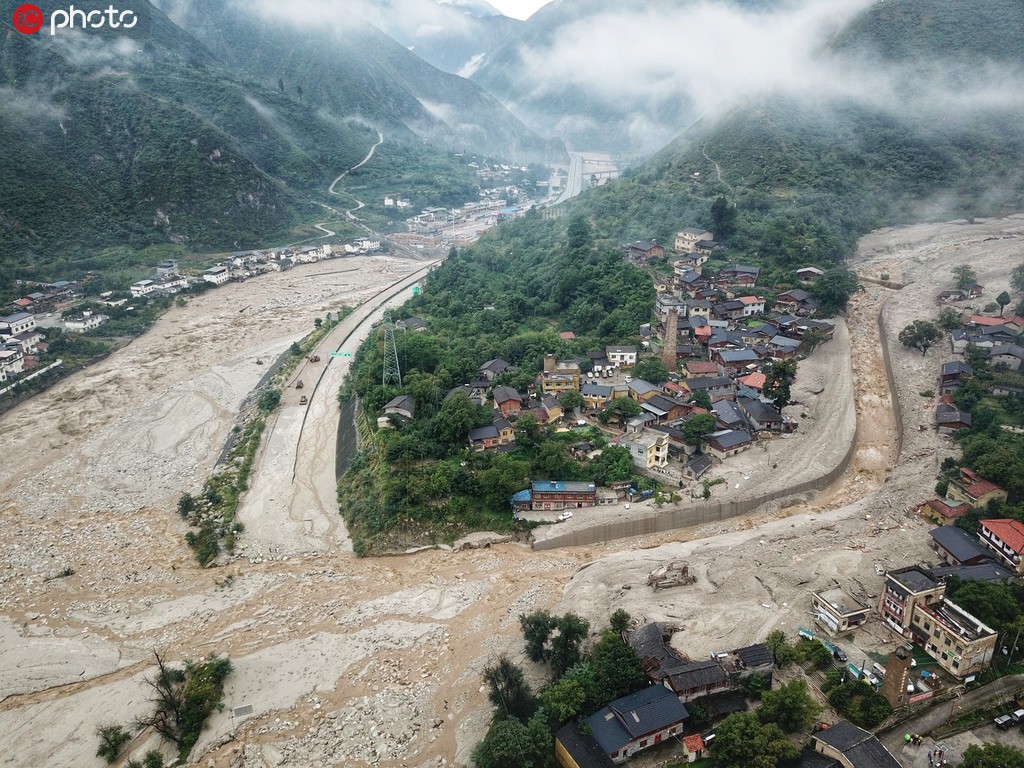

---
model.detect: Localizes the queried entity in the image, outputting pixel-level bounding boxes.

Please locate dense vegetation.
[472,610,647,768]
[338,222,656,554]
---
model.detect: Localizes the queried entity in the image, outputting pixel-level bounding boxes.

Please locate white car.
[557,511,574,521]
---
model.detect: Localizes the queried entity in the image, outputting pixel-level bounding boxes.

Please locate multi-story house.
[878,566,944,634]
[978,518,1024,573]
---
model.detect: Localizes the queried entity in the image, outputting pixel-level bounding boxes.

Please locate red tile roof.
[921,498,970,519]
[683,734,705,753]
[739,372,766,389]
[559,331,576,340]
[738,295,764,305]
[968,315,1008,326]
[982,519,1024,554]
[966,480,1002,499]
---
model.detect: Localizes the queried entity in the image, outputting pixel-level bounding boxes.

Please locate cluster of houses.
[128,240,381,300]
[554,622,899,768]
[0,311,45,383]
[808,466,1016,686]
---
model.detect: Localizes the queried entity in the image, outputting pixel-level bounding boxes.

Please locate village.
[1,209,1024,768]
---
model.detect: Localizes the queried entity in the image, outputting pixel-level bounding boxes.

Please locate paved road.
[882,673,1024,765]
[237,261,439,557]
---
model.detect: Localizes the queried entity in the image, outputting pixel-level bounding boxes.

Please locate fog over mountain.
[471,0,1024,155]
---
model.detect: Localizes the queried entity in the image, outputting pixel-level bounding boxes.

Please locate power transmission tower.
[382,310,401,388]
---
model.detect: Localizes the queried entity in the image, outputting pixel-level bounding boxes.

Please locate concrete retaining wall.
[535,307,906,550]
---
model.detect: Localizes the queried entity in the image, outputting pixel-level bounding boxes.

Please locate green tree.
[763,358,798,410]
[540,676,587,726]
[1011,264,1024,294]
[559,390,585,411]
[96,724,132,764]
[632,358,670,384]
[938,306,962,331]
[551,613,590,677]
[953,264,977,289]
[943,578,1020,631]
[711,196,738,241]
[520,611,556,663]
[432,393,486,447]
[690,389,713,410]
[758,679,822,733]
[472,712,552,768]
[683,413,718,445]
[484,656,537,722]
[899,320,942,355]
[802,327,830,353]
[604,397,641,423]
[711,712,799,768]
[960,742,1024,768]
[765,630,798,667]
[289,341,302,356]
[589,630,646,703]
[589,445,634,486]
[176,493,196,519]
[257,387,281,412]
[566,215,593,254]
[997,291,1012,316]
[812,266,860,313]
[143,750,165,768]
[515,412,541,447]
[609,608,631,634]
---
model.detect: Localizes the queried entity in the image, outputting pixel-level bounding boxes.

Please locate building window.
[923,621,931,631]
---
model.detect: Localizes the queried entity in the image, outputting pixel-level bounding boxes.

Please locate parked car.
[1011,709,1024,723]
[833,648,848,663]
[557,511,574,521]
[995,715,1014,730]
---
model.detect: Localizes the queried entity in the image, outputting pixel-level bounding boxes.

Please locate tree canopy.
[711,712,799,768]
[899,319,942,355]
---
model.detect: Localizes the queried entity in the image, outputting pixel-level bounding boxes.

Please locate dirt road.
[2,216,1024,768]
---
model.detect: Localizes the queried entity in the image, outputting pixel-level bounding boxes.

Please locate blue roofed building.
[525,481,597,511]
[582,685,689,764]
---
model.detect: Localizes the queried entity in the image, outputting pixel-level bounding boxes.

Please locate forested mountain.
[0,0,561,285]
[510,0,1024,272]
[153,0,561,163]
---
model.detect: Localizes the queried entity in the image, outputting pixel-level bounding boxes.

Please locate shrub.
[96,724,131,764]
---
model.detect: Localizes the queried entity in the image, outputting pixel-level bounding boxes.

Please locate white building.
[130,279,158,298]
[0,312,36,339]
[203,266,230,285]
[606,345,638,368]
[64,311,110,334]
[0,347,25,377]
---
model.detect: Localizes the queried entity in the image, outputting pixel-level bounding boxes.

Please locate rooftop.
[981,518,1024,553]
[532,480,596,494]
[585,686,689,755]
[814,588,868,617]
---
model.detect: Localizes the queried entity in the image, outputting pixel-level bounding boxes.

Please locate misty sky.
[487,0,550,20]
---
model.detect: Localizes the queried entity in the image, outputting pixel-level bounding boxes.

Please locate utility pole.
[382,310,401,389]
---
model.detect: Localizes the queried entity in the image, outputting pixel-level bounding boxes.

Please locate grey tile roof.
[586,685,689,755]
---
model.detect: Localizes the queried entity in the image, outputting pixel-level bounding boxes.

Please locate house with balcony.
[64,311,110,334]
[878,566,944,634]
[619,425,669,469]
[675,228,714,253]
[946,468,1007,508]
[529,481,597,511]
[978,519,1024,573]
[908,597,996,678]
[540,355,581,394]
[0,312,36,339]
